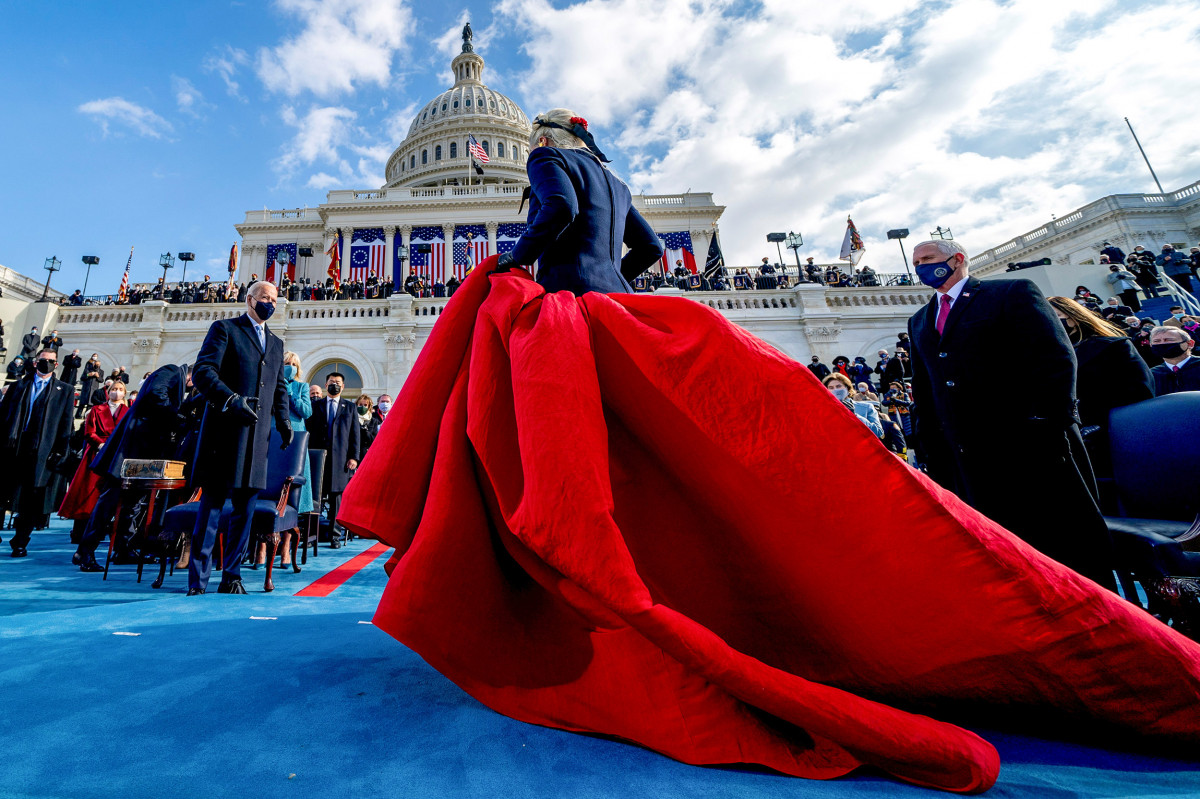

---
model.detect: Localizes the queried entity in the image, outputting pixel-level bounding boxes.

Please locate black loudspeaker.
[298,247,314,257]
[82,256,100,265]
[417,244,432,254]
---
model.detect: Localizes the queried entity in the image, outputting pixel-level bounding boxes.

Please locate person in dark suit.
[1047,296,1154,480]
[187,281,291,594]
[72,363,191,570]
[305,372,360,548]
[41,330,63,354]
[906,240,1116,590]
[0,349,75,556]
[78,355,103,418]
[60,349,82,387]
[1149,326,1200,395]
[496,109,664,294]
[806,356,831,380]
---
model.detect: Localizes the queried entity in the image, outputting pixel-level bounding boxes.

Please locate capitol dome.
[383,27,532,189]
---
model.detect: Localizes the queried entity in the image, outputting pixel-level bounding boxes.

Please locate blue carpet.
[1,520,1197,798]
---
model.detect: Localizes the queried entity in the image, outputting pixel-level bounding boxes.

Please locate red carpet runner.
[294,543,389,597]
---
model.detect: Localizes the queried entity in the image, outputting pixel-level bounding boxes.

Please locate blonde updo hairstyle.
[284,351,302,381]
[530,108,588,151]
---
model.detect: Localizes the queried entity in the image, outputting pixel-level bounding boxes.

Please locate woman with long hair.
[338,108,1200,793]
[58,381,127,529]
[1047,297,1153,479]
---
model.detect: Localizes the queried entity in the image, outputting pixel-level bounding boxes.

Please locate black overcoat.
[191,314,289,492]
[60,354,82,386]
[1073,335,1154,478]
[907,276,1114,586]
[0,375,74,493]
[306,397,360,494]
[89,364,189,482]
[80,360,103,404]
[1151,357,1200,395]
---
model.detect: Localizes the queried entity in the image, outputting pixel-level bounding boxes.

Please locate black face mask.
[36,359,55,375]
[326,384,342,396]
[1151,342,1188,358]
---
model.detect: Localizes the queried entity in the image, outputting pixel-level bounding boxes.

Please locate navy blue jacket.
[90,363,188,482]
[512,147,664,295]
[192,314,289,492]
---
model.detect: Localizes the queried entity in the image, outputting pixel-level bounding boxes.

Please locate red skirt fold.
[340,258,1200,794]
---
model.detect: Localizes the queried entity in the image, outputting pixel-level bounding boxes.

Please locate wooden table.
[104,476,188,586]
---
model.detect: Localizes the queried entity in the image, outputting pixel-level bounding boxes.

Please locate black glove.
[278,425,294,450]
[494,252,514,273]
[227,394,258,424]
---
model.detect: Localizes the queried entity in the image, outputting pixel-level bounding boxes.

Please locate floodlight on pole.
[178,252,195,284]
[886,229,911,278]
[766,232,786,266]
[81,255,99,297]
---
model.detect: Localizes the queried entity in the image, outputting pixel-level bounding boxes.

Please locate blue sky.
[2,0,1199,295]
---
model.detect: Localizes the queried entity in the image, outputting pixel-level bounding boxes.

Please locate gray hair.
[529,108,588,151]
[1150,325,1192,343]
[914,239,970,268]
[247,280,276,300]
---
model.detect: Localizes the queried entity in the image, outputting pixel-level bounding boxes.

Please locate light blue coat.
[286,376,314,514]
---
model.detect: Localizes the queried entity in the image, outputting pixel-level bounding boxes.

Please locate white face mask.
[830,387,849,400]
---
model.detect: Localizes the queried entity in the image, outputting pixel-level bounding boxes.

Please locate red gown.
[339,258,1200,794]
[58,402,126,520]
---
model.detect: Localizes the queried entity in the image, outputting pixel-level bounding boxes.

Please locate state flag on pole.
[840,216,865,266]
[227,242,238,294]
[349,229,386,281]
[326,234,342,293]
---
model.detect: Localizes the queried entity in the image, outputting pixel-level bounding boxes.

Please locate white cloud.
[500,0,1200,267]
[78,97,173,139]
[171,76,206,117]
[276,105,388,188]
[256,0,412,97]
[203,45,251,101]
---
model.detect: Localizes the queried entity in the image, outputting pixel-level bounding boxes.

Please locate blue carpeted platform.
[1,519,1197,798]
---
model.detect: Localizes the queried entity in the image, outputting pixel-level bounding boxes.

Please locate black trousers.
[11,485,46,549]
[76,478,139,557]
[1119,288,1141,312]
[324,491,343,542]
[188,486,258,592]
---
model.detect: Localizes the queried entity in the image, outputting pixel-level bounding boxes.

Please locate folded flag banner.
[266,243,297,284]
[840,217,865,266]
[410,226,447,284]
[350,228,386,282]
[326,233,342,293]
[658,231,697,274]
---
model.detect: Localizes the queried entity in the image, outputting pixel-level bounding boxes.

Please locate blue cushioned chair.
[1105,393,1200,633]
[160,429,309,587]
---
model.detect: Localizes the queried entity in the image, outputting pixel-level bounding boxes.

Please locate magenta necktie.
[935,294,952,335]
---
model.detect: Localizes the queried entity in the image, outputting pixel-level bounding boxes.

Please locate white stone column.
[442,223,457,280]
[384,227,395,283]
[399,224,412,278]
[486,220,499,256]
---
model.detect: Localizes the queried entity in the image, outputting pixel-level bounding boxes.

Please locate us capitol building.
[12,29,1198,397]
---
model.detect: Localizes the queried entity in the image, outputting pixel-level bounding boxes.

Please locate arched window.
[465,97,472,107]
[449,142,458,159]
[309,360,364,397]
[441,103,447,112]
[410,155,416,169]
[435,145,442,160]
[453,99,459,109]
[422,150,428,165]
[497,142,505,158]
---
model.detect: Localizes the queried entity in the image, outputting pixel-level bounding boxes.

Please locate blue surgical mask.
[916,258,956,289]
[1173,312,1186,320]
[283,364,295,380]
[253,299,276,321]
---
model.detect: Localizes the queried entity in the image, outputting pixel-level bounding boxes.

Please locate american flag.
[468,134,490,164]
[409,226,446,283]
[495,223,526,256]
[266,243,297,284]
[118,246,133,302]
[452,225,489,279]
[658,231,697,274]
[349,228,385,281]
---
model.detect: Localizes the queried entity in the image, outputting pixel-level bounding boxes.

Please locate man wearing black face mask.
[906,240,1116,590]
[186,280,292,594]
[305,371,360,548]
[0,349,74,556]
[1149,326,1200,395]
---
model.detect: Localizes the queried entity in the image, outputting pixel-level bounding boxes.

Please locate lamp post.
[178,252,195,284]
[887,229,912,279]
[41,256,61,301]
[299,247,314,282]
[930,226,953,240]
[81,255,99,297]
[159,252,175,298]
[275,249,289,285]
[785,231,805,282]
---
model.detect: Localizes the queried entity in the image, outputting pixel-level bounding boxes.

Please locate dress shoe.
[72,551,83,566]
[79,558,104,573]
[329,539,342,549]
[11,547,28,558]
[250,562,261,570]
[111,551,142,565]
[291,562,302,574]
[186,587,205,596]
[217,579,247,594]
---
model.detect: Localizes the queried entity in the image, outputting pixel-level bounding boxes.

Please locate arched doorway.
[308,359,364,399]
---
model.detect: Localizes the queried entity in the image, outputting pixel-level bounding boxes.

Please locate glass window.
[422,150,428,165]
[482,140,489,155]
[497,142,505,158]
[435,145,442,160]
[465,98,472,107]
[490,99,496,109]
[410,155,416,169]
[450,142,457,158]
[441,103,447,112]
[453,99,459,108]
[310,361,364,396]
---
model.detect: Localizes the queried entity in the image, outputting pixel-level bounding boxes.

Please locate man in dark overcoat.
[187,281,291,594]
[78,355,103,418]
[73,363,191,570]
[60,349,82,387]
[306,372,360,548]
[906,240,1116,590]
[0,348,74,556]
